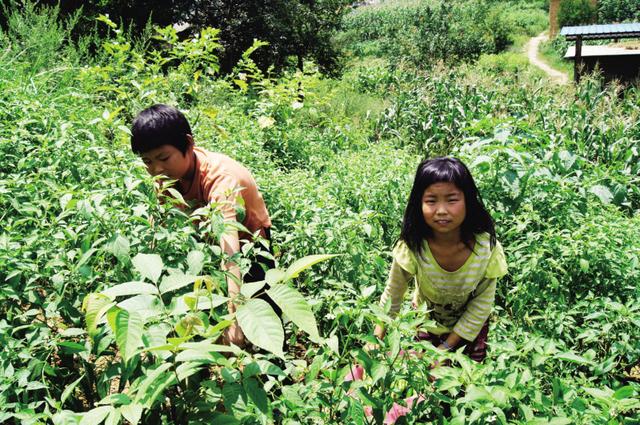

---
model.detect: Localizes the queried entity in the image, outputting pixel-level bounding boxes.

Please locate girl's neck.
[428,228,463,247]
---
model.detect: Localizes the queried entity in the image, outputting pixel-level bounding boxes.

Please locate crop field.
[0,1,639,424]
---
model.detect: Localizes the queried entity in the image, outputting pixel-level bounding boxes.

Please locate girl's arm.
[373,258,413,341]
[451,277,496,343]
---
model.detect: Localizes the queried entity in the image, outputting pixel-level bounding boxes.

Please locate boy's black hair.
[400,157,496,255]
[131,104,192,155]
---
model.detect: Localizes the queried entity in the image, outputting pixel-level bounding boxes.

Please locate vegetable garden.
[1,1,639,424]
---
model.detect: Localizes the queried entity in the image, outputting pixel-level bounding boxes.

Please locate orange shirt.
[181,147,271,239]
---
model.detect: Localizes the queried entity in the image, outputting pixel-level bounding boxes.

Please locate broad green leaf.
[144,323,172,359]
[282,254,338,281]
[208,414,240,425]
[347,398,365,425]
[555,352,594,365]
[79,406,111,425]
[243,360,285,378]
[101,281,158,298]
[470,155,492,172]
[133,363,173,405]
[136,367,178,407]
[179,341,242,354]
[107,308,144,362]
[243,377,269,414]
[223,382,247,414]
[176,362,202,381]
[613,385,635,400]
[187,250,205,275]
[61,374,85,408]
[460,385,491,403]
[240,281,266,298]
[547,418,572,425]
[52,410,82,425]
[583,387,613,400]
[83,293,115,336]
[132,253,163,283]
[236,299,284,357]
[388,329,400,359]
[159,273,197,294]
[265,268,285,285]
[97,393,131,406]
[326,334,339,354]
[61,328,86,337]
[590,185,613,204]
[120,403,142,424]
[175,349,227,363]
[76,248,98,270]
[267,284,320,342]
[305,355,323,384]
[104,409,121,425]
[281,386,304,407]
[117,294,164,321]
[108,235,130,261]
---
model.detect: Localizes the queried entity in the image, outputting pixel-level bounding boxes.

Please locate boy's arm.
[220,228,246,347]
[206,178,247,347]
[221,229,241,312]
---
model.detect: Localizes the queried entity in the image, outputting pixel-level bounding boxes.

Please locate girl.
[373,157,507,362]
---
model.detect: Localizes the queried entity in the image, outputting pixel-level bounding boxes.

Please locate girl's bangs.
[416,160,468,191]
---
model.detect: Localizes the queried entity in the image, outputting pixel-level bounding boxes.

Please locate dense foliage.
[341,0,547,67]
[1,1,639,424]
[557,0,597,27]
[597,0,640,23]
[0,0,350,75]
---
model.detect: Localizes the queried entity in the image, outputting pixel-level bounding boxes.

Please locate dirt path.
[526,32,569,85]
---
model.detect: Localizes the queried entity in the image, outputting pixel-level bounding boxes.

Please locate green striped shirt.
[379,232,508,341]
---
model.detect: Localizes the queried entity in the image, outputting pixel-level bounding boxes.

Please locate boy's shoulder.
[194,146,254,184]
[194,147,239,171]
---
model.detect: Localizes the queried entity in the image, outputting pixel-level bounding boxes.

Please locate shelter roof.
[561,23,640,40]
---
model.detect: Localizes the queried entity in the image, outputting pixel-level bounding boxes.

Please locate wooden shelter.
[561,23,640,83]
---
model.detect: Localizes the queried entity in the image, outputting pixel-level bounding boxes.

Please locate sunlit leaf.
[101,281,158,298]
[267,284,320,342]
[236,299,284,357]
[282,254,338,281]
[159,273,197,294]
[83,293,115,337]
[132,253,163,283]
[107,308,144,362]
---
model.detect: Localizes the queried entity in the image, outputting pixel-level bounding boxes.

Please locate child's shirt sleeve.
[453,242,508,341]
[379,241,416,317]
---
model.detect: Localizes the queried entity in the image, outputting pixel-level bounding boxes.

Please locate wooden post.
[550,0,561,38]
[574,36,583,84]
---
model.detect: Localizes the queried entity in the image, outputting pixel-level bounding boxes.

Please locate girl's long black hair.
[400,157,496,255]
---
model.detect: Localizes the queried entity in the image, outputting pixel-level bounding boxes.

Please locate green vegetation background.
[0,0,639,424]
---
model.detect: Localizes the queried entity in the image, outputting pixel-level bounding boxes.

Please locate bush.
[597,0,640,23]
[343,0,519,67]
[558,0,597,27]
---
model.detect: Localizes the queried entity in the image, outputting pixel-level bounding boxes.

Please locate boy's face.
[140,144,193,181]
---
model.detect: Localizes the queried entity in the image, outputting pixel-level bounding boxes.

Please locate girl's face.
[422,182,466,238]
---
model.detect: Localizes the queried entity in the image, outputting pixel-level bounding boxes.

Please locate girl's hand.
[364,341,380,352]
[365,324,386,351]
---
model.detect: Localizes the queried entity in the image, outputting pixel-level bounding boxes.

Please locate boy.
[131,104,273,347]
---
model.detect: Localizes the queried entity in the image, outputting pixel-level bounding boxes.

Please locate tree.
[1,0,351,75]
[187,0,351,75]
